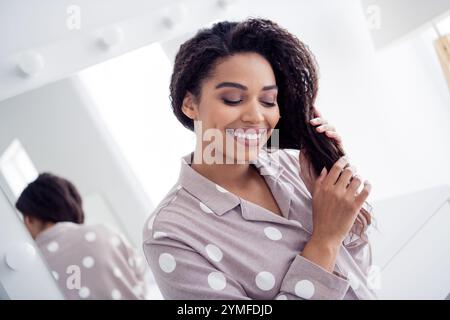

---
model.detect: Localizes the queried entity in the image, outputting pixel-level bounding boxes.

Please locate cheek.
[201,104,240,128]
[266,107,280,128]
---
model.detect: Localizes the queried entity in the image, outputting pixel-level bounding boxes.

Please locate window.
[0,139,38,198]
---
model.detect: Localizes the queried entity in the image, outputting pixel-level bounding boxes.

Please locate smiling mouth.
[225,128,269,146]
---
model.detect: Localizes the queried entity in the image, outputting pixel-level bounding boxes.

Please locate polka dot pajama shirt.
[143,149,377,300]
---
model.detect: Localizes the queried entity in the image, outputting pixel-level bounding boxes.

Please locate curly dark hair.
[16,172,85,224]
[169,18,371,235]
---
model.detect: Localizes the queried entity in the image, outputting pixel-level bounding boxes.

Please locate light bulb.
[100,26,124,49]
[17,51,45,76]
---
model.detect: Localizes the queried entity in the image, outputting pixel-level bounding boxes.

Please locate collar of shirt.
[35,222,78,245]
[177,149,302,228]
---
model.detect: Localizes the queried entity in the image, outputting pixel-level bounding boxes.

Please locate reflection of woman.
[16,173,149,300]
[143,19,375,299]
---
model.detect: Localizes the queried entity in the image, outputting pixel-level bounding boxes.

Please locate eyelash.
[222,99,276,107]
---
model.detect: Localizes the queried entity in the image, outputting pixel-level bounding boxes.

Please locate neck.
[36,221,55,238]
[191,151,255,189]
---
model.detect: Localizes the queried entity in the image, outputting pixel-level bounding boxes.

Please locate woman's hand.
[309,106,344,149]
[300,157,371,273]
[311,157,371,248]
[299,106,345,195]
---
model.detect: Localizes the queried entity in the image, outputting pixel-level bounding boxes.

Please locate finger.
[323,156,349,186]
[335,165,357,189]
[314,166,328,192]
[355,181,371,207]
[316,124,335,133]
[325,130,341,140]
[326,131,344,148]
[347,174,363,195]
[309,117,327,126]
[312,106,322,118]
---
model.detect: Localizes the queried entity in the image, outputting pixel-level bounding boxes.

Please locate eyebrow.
[215,82,278,91]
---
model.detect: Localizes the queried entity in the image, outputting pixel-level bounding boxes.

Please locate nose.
[241,99,265,124]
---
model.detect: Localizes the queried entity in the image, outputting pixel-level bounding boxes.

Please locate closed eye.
[222,99,277,107]
[262,101,276,107]
[223,99,242,106]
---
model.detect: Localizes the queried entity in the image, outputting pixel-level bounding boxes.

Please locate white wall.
[0,0,242,101]
[361,0,450,49]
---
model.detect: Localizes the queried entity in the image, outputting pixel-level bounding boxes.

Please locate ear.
[23,215,32,226]
[181,92,199,121]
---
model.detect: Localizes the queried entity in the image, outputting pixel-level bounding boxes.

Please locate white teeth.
[228,130,267,140]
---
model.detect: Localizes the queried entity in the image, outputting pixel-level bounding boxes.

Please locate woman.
[16,173,150,300]
[143,18,375,300]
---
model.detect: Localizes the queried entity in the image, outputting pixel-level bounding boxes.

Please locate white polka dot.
[159,253,176,273]
[79,287,90,298]
[153,231,168,239]
[82,256,95,268]
[111,289,121,300]
[215,184,228,193]
[52,271,59,280]
[295,280,315,299]
[208,272,226,291]
[111,236,121,247]
[147,215,156,230]
[113,267,123,278]
[205,244,223,262]
[264,227,282,241]
[255,271,276,291]
[84,231,96,242]
[47,241,59,253]
[276,294,288,300]
[347,272,360,290]
[199,202,213,213]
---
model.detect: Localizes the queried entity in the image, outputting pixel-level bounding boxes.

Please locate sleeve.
[343,203,375,279]
[278,254,351,300]
[143,233,352,300]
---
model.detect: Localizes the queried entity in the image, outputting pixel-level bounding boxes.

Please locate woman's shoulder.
[142,183,200,244]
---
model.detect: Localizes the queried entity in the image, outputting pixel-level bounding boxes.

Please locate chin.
[226,147,261,164]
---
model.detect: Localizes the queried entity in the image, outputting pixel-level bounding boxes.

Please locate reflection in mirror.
[14,173,152,300]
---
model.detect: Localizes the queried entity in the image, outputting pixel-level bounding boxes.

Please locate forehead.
[207,52,276,87]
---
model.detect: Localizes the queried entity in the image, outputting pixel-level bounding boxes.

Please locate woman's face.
[182,52,280,163]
